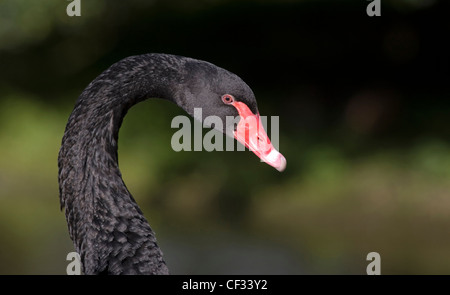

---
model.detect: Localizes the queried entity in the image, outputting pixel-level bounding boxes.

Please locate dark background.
[0,0,449,274]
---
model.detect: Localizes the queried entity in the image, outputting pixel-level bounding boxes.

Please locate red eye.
[222,94,235,105]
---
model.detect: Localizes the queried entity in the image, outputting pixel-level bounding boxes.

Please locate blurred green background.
[0,0,449,274]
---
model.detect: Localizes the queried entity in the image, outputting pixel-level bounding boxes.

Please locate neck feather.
[58,54,184,274]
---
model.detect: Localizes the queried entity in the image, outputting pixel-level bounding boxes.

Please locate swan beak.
[232,101,287,172]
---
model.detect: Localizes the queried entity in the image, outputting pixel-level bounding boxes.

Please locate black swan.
[58,53,286,275]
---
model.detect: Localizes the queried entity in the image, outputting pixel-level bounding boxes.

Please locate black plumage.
[58,53,258,274]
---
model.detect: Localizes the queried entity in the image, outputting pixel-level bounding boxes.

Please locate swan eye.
[221,94,235,105]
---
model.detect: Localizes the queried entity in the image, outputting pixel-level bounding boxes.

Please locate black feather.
[58,53,257,275]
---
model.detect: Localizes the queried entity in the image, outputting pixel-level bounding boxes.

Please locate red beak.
[231,101,287,172]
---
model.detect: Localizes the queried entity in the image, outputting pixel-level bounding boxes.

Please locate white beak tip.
[275,154,287,172]
[263,149,287,172]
